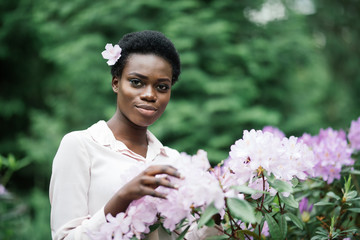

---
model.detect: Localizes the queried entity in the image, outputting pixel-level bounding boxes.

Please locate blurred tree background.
[1,0,359,238]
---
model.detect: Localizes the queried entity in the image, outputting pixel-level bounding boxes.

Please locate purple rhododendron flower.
[299,197,313,223]
[262,126,286,139]
[299,128,354,184]
[299,197,313,214]
[348,116,360,151]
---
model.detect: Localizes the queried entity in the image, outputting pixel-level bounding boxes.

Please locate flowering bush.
[0,154,32,239]
[89,117,360,240]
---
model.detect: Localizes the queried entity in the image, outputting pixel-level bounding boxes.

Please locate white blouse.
[49,120,220,240]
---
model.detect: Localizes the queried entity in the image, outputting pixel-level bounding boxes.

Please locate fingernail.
[177,173,184,179]
[173,184,179,189]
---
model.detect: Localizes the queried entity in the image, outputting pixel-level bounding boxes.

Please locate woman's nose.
[140,86,157,102]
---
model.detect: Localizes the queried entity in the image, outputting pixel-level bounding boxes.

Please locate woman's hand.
[104,165,182,217]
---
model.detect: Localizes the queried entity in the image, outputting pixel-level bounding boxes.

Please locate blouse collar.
[86,120,168,161]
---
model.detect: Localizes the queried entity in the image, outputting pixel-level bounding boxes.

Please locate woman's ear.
[112,77,119,93]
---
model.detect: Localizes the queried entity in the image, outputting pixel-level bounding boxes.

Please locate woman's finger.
[139,185,167,199]
[140,176,178,189]
[143,165,182,179]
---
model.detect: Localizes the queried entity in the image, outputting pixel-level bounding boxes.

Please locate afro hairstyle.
[110,30,181,84]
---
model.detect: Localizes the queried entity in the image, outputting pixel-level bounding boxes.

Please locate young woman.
[49,30,220,239]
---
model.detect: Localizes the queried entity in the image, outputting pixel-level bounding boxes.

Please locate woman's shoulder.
[60,120,106,144]
[56,131,89,155]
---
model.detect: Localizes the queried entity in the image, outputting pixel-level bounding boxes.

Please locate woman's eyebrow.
[129,72,171,83]
[128,72,148,79]
[158,78,171,83]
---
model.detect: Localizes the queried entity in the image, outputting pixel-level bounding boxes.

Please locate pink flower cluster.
[348,116,360,151]
[156,150,224,230]
[89,196,159,240]
[89,150,224,239]
[219,130,315,198]
[300,128,354,184]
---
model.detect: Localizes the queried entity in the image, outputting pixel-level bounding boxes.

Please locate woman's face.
[112,53,172,128]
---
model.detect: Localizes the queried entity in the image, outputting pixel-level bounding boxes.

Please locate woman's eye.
[157,84,170,92]
[129,79,143,87]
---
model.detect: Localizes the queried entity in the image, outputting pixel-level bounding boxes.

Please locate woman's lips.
[135,104,157,116]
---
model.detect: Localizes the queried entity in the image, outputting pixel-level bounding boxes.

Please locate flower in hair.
[101,43,122,66]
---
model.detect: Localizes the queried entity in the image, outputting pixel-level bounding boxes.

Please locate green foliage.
[0,155,50,239]
[197,203,219,229]
[227,198,256,223]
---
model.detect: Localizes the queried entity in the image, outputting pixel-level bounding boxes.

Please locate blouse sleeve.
[185,225,223,240]
[49,132,106,240]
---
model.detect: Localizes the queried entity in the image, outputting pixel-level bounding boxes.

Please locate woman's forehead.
[123,54,172,77]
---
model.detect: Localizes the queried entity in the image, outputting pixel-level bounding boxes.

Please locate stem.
[225,200,245,239]
[260,173,266,211]
[245,235,252,240]
[316,216,330,230]
[225,200,241,231]
[226,209,236,236]
[334,204,345,230]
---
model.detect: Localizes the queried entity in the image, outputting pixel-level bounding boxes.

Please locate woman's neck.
[107,111,148,157]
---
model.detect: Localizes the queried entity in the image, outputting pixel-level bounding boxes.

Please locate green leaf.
[255,210,263,224]
[314,201,336,206]
[8,154,16,169]
[344,175,352,194]
[279,194,298,208]
[14,157,31,170]
[227,198,256,223]
[347,208,360,213]
[291,178,299,187]
[349,169,360,175]
[197,203,219,228]
[236,231,245,240]
[268,179,293,193]
[149,223,160,233]
[205,218,215,227]
[279,214,287,239]
[238,230,260,240]
[263,195,275,205]
[285,212,303,230]
[231,185,269,195]
[326,191,340,200]
[346,190,358,199]
[206,235,229,240]
[346,197,360,202]
[264,213,283,240]
[176,225,191,240]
